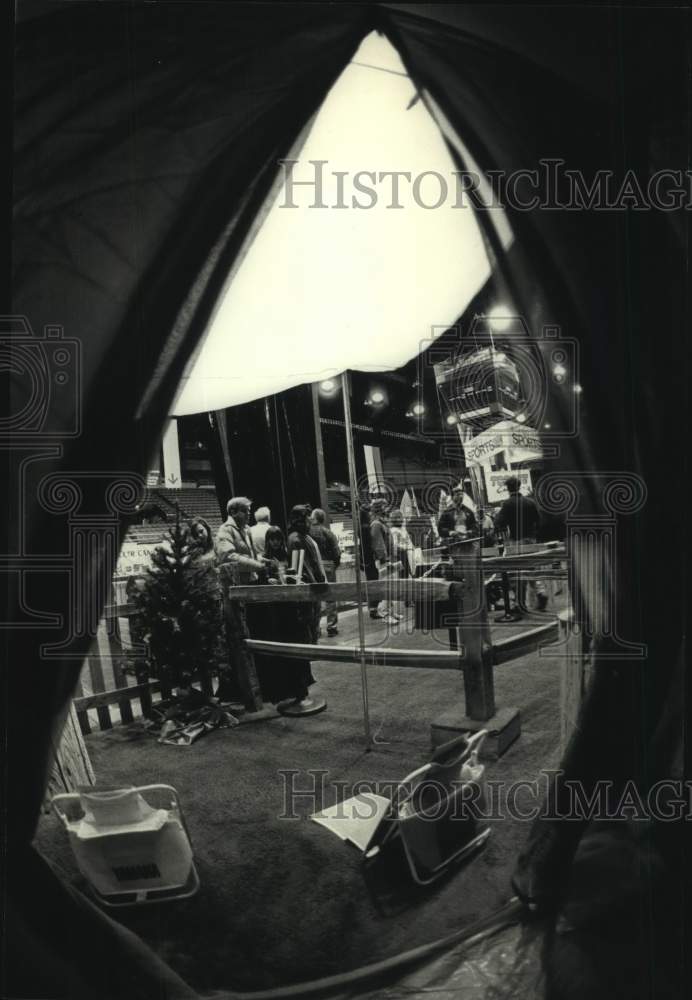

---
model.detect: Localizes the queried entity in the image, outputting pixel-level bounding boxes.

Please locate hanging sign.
[463,419,542,467]
[435,347,521,422]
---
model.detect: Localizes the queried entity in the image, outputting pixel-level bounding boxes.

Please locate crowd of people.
[173,475,548,709]
[210,498,344,709]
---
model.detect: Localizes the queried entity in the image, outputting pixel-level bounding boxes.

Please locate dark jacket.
[309,524,341,568]
[494,492,540,541]
[359,510,376,569]
[287,530,326,584]
[369,515,393,563]
[438,505,477,540]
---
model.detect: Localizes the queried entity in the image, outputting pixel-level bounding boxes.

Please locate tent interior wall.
[6,2,688,999]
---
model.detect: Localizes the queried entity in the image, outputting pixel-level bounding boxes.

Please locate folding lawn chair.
[363,730,491,885]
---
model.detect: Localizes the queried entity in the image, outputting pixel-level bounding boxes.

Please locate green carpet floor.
[36,618,563,992]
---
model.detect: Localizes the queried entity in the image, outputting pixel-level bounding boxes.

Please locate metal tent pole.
[340,370,373,750]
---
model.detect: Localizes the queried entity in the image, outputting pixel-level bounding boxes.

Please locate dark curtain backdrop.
[385,4,688,905]
[221,385,322,531]
[6,3,688,997]
[8,5,371,997]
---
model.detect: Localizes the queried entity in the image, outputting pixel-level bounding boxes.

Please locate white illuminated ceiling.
[172,32,504,415]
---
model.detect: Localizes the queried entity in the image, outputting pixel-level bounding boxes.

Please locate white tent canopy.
[172,33,508,416]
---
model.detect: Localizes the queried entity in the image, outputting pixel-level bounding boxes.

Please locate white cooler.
[52,784,200,906]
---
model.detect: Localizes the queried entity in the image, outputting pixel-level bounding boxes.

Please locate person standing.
[309,508,341,637]
[214,497,267,704]
[369,499,402,624]
[249,506,271,556]
[438,485,478,543]
[358,501,380,619]
[389,509,415,579]
[494,476,547,613]
[494,477,540,543]
[252,525,318,706]
[286,504,326,643]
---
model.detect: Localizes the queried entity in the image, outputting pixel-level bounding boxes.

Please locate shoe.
[391,612,404,621]
[327,628,339,637]
[383,615,400,625]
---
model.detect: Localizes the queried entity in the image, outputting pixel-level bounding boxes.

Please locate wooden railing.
[73,545,570,753]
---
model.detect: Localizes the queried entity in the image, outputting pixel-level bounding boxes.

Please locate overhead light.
[319,378,338,395]
[412,402,426,416]
[365,387,387,407]
[573,383,583,394]
[516,413,527,423]
[487,306,513,332]
[446,413,458,425]
[552,363,567,379]
[544,422,551,429]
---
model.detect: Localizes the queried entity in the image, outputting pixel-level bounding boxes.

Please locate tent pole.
[341,370,373,750]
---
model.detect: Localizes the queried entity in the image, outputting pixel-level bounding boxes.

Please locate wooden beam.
[492,620,560,664]
[481,546,567,570]
[222,578,461,605]
[73,680,160,712]
[246,639,462,669]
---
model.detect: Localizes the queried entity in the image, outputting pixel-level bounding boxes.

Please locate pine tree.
[133,513,224,693]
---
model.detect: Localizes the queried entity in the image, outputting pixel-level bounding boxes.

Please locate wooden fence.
[73,544,573,758]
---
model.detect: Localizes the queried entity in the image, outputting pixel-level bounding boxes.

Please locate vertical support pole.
[341,371,373,749]
[162,417,181,488]
[455,539,495,721]
[311,383,330,517]
[214,409,235,498]
[431,537,521,759]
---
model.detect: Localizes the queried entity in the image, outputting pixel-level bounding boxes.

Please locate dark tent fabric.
[6,3,687,998]
[10,0,370,844]
[384,4,688,906]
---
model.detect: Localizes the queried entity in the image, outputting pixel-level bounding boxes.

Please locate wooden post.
[431,538,521,759]
[88,641,112,731]
[44,703,95,810]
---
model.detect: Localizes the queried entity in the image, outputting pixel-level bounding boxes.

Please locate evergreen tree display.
[133,514,225,694]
